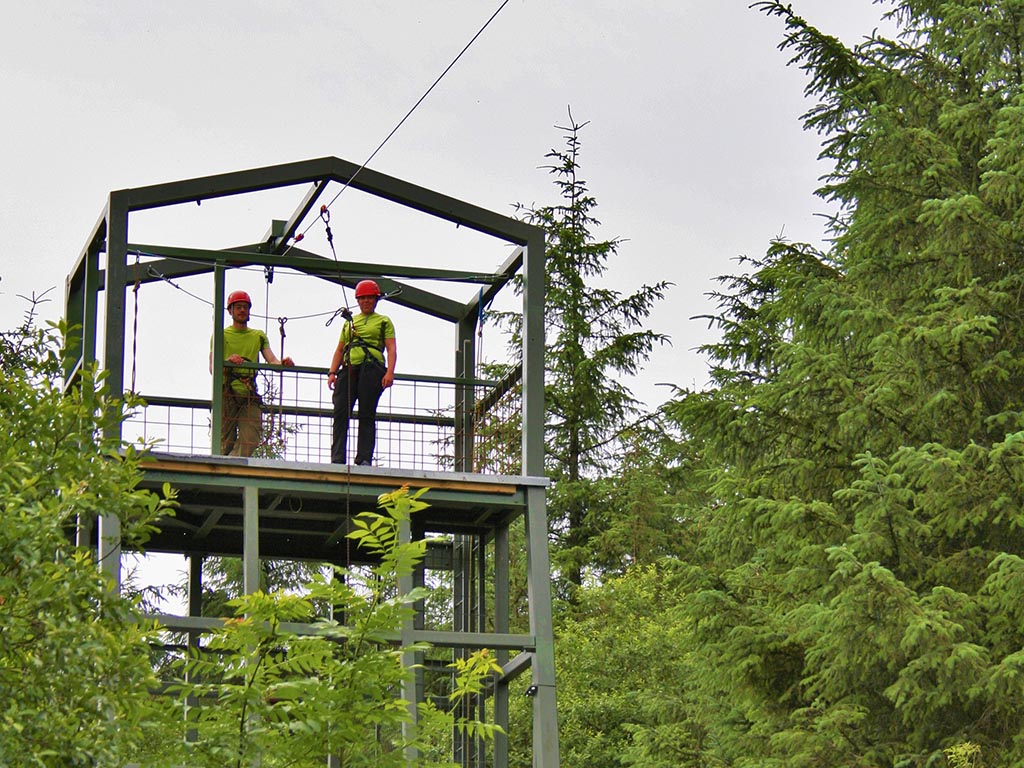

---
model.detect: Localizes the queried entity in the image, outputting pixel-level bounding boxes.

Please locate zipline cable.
[283,0,512,256]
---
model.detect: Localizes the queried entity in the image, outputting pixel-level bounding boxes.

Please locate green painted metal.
[211,264,226,455]
[522,231,546,478]
[243,485,260,595]
[455,314,477,470]
[129,242,506,285]
[525,485,560,767]
[66,156,558,768]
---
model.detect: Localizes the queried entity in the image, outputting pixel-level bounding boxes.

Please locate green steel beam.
[114,156,538,245]
[146,614,537,652]
[458,245,524,325]
[127,242,471,321]
[129,242,504,285]
[267,179,330,254]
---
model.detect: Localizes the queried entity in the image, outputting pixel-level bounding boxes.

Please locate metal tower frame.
[63,156,558,767]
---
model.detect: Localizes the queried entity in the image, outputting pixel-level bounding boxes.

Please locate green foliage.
[348,485,431,579]
[0,303,175,766]
[139,486,500,767]
[661,2,1024,765]
[496,110,672,596]
[946,741,984,768]
[199,555,328,618]
[506,563,703,768]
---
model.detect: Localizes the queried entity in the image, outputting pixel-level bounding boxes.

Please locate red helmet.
[354,279,381,298]
[227,290,252,309]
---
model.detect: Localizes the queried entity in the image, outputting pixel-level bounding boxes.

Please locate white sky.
[1,1,902,606]
[0,1,899,409]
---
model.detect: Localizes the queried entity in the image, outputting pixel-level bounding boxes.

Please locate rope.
[318,205,354,320]
[137,253,497,326]
[144,265,345,322]
[259,318,287,451]
[275,317,287,446]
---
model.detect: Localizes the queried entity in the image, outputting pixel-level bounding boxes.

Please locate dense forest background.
[5,1,1024,765]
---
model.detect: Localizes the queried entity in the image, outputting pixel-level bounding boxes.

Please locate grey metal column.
[521,234,545,476]
[99,195,129,586]
[63,222,103,387]
[211,265,226,455]
[493,523,511,768]
[72,233,102,550]
[525,486,559,768]
[521,229,558,767]
[187,554,203,744]
[454,315,477,471]
[243,485,260,595]
[80,237,101,377]
[398,514,420,763]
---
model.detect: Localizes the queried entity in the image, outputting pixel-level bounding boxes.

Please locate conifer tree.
[666,2,1024,765]
[504,111,670,595]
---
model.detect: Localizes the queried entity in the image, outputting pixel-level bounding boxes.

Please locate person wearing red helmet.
[209,290,295,457]
[327,279,397,466]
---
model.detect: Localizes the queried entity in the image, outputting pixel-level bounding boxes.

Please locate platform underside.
[134,452,542,565]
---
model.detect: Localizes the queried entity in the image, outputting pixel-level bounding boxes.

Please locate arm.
[381,337,397,389]
[211,348,246,373]
[261,345,294,367]
[327,339,346,391]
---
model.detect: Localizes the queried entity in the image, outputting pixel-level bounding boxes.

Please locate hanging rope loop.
[325,305,353,327]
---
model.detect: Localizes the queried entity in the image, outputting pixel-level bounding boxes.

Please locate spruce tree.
[667,2,1024,765]
[504,111,670,596]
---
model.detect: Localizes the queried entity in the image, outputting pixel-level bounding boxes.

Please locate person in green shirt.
[327,280,397,466]
[209,290,294,457]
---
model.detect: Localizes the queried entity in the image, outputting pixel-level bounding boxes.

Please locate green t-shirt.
[215,326,270,395]
[340,312,395,366]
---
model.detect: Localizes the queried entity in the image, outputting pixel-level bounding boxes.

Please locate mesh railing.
[124,366,522,474]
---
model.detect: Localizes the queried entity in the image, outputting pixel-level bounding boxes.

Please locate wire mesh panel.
[471,367,522,476]
[123,367,518,473]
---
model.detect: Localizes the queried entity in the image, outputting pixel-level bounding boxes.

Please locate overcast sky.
[1,1,897,407]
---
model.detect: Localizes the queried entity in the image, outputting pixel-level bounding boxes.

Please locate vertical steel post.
[211,265,226,455]
[525,486,559,767]
[493,524,511,768]
[187,554,203,744]
[522,232,545,476]
[521,231,560,767]
[398,514,420,763]
[455,316,477,471]
[71,231,103,550]
[98,194,129,586]
[243,485,260,595]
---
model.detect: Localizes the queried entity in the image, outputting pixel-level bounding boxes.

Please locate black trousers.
[331,361,384,465]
